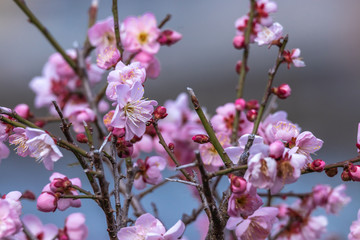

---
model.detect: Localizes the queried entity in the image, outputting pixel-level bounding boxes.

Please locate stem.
[231,0,256,143]
[158,14,171,28]
[302,156,360,174]
[13,0,76,71]
[112,0,123,56]
[187,88,233,168]
[60,194,100,199]
[153,121,193,181]
[239,35,289,165]
[208,164,248,178]
[83,0,98,57]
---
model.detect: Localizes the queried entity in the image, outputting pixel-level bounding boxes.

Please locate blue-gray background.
[1,0,360,239]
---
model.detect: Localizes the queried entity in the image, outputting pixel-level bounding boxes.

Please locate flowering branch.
[112,0,123,56]
[12,0,77,71]
[302,156,360,174]
[187,87,233,168]
[231,0,256,143]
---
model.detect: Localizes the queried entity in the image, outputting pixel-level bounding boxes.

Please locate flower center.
[138,32,149,45]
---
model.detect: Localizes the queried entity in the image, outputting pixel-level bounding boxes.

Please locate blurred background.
[1,0,360,239]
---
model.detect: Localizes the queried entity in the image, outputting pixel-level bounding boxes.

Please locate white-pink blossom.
[349,209,360,240]
[110,81,157,141]
[88,16,115,51]
[0,191,22,239]
[64,213,88,240]
[25,128,63,170]
[255,22,283,46]
[134,156,167,190]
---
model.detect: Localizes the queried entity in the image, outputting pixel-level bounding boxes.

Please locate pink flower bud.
[349,165,360,181]
[76,133,88,143]
[269,140,285,159]
[235,60,250,74]
[14,103,30,119]
[233,35,245,49]
[37,192,57,212]
[272,84,291,99]
[50,177,72,193]
[230,175,247,194]
[246,109,257,122]
[192,134,210,144]
[235,98,246,111]
[245,99,259,110]
[310,159,326,172]
[157,29,182,46]
[341,169,351,181]
[153,106,168,120]
[112,128,125,138]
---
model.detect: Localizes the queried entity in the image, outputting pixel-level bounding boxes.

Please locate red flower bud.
[245,99,259,111]
[272,84,291,99]
[192,134,210,144]
[157,29,182,46]
[76,133,88,143]
[309,159,325,172]
[341,169,352,181]
[349,164,360,181]
[233,35,245,49]
[153,106,168,120]
[21,190,36,200]
[235,60,250,74]
[246,109,257,122]
[325,167,338,177]
[168,143,175,151]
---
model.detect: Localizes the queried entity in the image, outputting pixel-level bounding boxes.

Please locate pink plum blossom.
[283,48,305,69]
[0,141,10,164]
[312,184,351,214]
[226,207,279,240]
[227,183,263,218]
[25,128,63,170]
[357,123,360,152]
[255,22,283,46]
[96,46,121,70]
[349,209,360,240]
[271,121,300,143]
[199,132,230,167]
[255,0,278,26]
[244,152,277,189]
[258,111,292,144]
[289,131,323,163]
[88,16,115,51]
[131,51,161,79]
[13,215,58,240]
[110,81,157,141]
[63,102,96,133]
[9,127,31,157]
[117,213,185,240]
[63,213,88,240]
[106,61,146,101]
[120,13,160,54]
[0,191,22,239]
[134,156,167,190]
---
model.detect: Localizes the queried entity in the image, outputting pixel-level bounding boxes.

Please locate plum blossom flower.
[199,132,230,167]
[12,215,58,240]
[272,121,300,143]
[37,172,81,212]
[106,61,146,101]
[312,184,351,214]
[283,48,305,69]
[0,141,10,164]
[88,16,115,51]
[255,22,283,46]
[255,0,278,26]
[62,213,88,240]
[110,81,157,141]
[96,46,120,70]
[134,156,167,190]
[121,13,160,54]
[63,102,96,133]
[289,131,323,163]
[349,209,360,240]
[25,128,63,170]
[227,183,263,218]
[8,127,30,157]
[0,191,22,239]
[226,207,279,240]
[117,213,185,240]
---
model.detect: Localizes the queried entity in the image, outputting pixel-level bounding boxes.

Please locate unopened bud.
[21,190,36,200]
[269,140,285,159]
[229,174,247,194]
[35,120,45,128]
[245,99,259,110]
[246,109,257,122]
[233,35,245,49]
[235,98,246,111]
[157,30,182,46]
[112,127,125,138]
[349,164,360,181]
[341,169,351,181]
[310,159,326,172]
[14,103,31,119]
[272,84,291,99]
[116,138,133,158]
[235,60,250,74]
[50,177,72,193]
[76,133,88,143]
[192,134,210,144]
[153,106,168,120]
[37,192,57,212]
[168,143,175,151]
[325,167,338,177]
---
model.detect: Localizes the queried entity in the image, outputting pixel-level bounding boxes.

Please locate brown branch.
[158,14,171,28]
[182,205,204,226]
[112,0,123,56]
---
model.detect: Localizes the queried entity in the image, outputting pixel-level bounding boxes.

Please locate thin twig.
[158,14,171,28]
[165,178,199,187]
[137,175,178,199]
[182,205,204,226]
[112,0,123,56]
